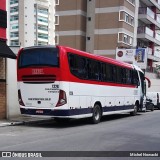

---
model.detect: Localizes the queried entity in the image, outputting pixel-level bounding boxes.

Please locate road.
[0,110,160,160]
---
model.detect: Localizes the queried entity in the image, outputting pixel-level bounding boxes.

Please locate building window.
[38,25,48,31]
[10,15,18,21]
[87,37,90,40]
[55,35,59,44]
[88,17,91,21]
[10,40,19,46]
[119,10,134,26]
[118,32,133,46]
[10,6,18,13]
[38,41,48,45]
[126,0,135,6]
[10,23,18,30]
[37,16,48,23]
[38,33,48,39]
[55,0,59,5]
[123,34,128,43]
[131,17,134,25]
[38,8,48,15]
[125,13,129,23]
[55,15,59,25]
[10,0,18,5]
[10,32,19,38]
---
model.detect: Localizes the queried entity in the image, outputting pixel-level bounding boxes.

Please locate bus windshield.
[18,47,59,68]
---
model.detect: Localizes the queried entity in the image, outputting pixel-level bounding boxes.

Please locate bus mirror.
[148,82,151,88]
[145,76,151,88]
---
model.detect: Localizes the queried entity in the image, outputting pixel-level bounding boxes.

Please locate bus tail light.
[157,93,159,103]
[56,90,67,107]
[18,90,25,106]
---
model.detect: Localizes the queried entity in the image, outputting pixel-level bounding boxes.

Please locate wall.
[6,47,20,119]
[145,72,160,92]
[0,58,6,119]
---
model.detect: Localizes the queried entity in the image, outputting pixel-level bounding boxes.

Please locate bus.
[17,45,150,124]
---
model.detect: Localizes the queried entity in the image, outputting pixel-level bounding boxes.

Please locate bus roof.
[58,45,133,69]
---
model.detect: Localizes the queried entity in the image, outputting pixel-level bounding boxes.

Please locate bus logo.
[32,69,44,75]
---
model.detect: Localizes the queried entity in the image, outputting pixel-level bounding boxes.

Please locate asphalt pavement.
[0,111,160,160]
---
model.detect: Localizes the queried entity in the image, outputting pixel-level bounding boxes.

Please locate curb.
[0,121,24,127]
[0,118,53,127]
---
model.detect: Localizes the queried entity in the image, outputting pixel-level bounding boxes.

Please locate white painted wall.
[145,72,160,92]
[147,79,160,92]
[24,0,35,47]
[6,58,20,119]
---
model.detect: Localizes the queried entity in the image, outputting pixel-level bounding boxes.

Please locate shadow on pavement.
[22,112,144,129]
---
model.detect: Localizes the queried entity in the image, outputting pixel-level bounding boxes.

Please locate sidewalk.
[0,115,52,127]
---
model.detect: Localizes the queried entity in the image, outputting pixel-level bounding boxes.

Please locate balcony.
[154,49,160,58]
[138,7,160,29]
[147,49,160,62]
[137,26,160,45]
[137,26,154,37]
[140,0,160,13]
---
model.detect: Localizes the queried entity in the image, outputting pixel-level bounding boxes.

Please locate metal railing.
[137,26,154,37]
[139,7,155,19]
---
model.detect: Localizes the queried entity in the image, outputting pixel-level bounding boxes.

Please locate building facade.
[8,0,56,48]
[55,0,160,69]
[0,0,16,119]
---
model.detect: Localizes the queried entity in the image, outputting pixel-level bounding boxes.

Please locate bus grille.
[22,75,56,82]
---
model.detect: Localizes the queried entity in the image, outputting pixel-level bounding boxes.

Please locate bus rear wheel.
[91,104,102,124]
[130,104,137,116]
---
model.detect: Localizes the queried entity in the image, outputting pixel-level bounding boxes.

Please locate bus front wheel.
[91,104,102,124]
[130,104,137,116]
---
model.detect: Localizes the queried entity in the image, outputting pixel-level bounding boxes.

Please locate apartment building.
[55,0,160,69]
[8,0,55,48]
[138,0,160,70]
[55,0,87,51]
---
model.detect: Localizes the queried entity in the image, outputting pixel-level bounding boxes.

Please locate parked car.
[146,92,160,109]
[145,98,154,111]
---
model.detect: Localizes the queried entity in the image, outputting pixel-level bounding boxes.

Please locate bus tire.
[91,104,102,124]
[130,104,137,116]
[151,105,154,111]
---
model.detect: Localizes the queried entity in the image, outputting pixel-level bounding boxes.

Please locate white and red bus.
[17,45,150,123]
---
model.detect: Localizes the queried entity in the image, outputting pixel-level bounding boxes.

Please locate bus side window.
[101,63,106,81]
[77,56,88,79]
[133,70,139,86]
[122,68,126,84]
[126,69,132,84]
[106,64,112,82]
[68,54,76,73]
[68,53,88,79]
[88,60,99,81]
[117,67,122,83]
